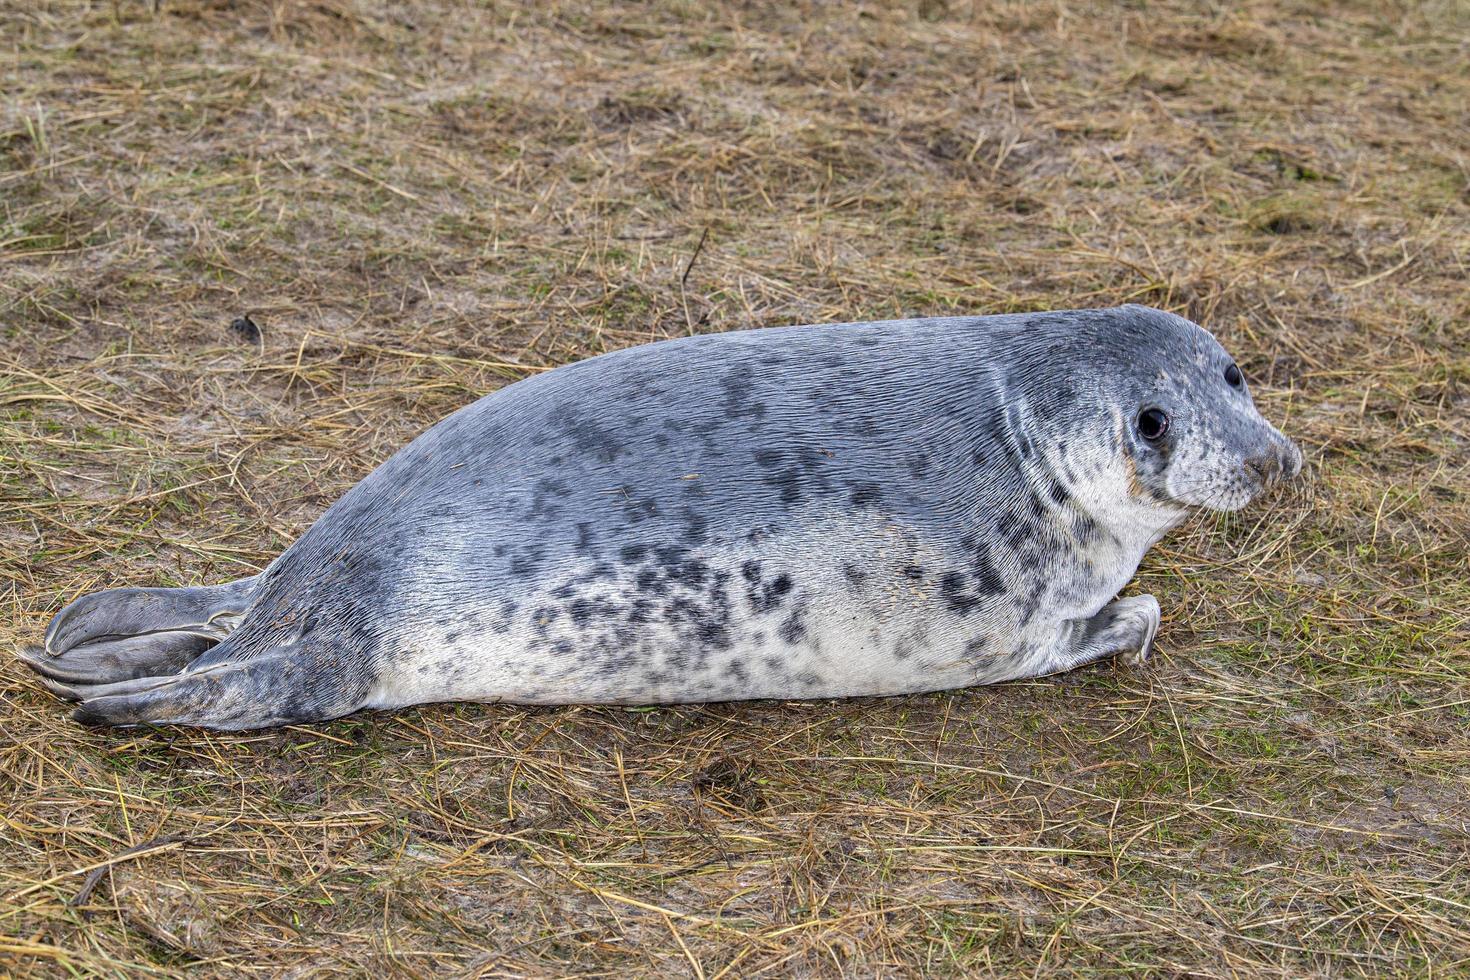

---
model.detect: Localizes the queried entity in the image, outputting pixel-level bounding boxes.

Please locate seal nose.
[1246,439,1302,487]
[1281,439,1303,480]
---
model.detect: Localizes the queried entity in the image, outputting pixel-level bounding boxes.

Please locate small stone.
[229,314,261,343]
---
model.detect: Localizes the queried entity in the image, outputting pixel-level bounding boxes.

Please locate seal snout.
[1245,436,1303,488]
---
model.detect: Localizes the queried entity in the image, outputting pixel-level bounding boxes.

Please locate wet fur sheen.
[21,305,1301,729]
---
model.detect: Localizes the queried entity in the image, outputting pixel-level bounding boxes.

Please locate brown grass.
[2,0,1468,975]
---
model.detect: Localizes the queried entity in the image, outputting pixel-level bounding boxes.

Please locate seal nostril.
[1283,442,1304,480]
[1245,453,1280,485]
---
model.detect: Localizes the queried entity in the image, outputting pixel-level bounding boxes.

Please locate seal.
[20,305,1302,730]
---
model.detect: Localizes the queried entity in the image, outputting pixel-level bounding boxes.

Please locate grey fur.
[22,305,1302,729]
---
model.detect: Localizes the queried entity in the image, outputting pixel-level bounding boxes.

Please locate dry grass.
[2,0,1468,975]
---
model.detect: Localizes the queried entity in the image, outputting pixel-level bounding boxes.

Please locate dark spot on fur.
[557,410,625,464]
[667,557,709,588]
[620,544,649,564]
[526,478,571,519]
[1049,481,1069,506]
[850,482,882,507]
[720,364,768,422]
[750,572,793,613]
[744,525,777,547]
[568,598,595,626]
[963,636,995,667]
[842,562,867,587]
[574,522,597,554]
[767,467,803,505]
[940,571,981,616]
[1019,593,1041,628]
[696,620,731,649]
[636,569,668,595]
[754,449,782,469]
[903,564,925,581]
[777,611,807,644]
[622,497,658,522]
[971,550,1005,596]
[530,605,559,633]
[680,506,708,545]
[1000,512,1028,549]
[508,546,546,577]
[741,560,762,584]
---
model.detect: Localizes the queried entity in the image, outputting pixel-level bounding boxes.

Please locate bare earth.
[2,1,1467,975]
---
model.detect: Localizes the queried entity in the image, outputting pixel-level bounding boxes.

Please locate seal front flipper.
[1036,594,1162,676]
[26,576,259,686]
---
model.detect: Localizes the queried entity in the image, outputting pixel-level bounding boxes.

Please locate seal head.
[1122,313,1302,511]
[1000,306,1302,545]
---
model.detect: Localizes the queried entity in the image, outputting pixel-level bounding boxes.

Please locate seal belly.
[367,513,1009,708]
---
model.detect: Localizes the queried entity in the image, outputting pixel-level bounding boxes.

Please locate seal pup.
[20,305,1302,730]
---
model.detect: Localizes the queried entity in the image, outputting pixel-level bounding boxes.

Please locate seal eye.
[1225,363,1242,388]
[1137,408,1169,442]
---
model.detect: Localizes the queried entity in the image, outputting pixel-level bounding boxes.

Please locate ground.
[1,0,1467,975]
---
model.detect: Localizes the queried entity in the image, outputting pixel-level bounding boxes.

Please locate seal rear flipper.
[18,634,214,688]
[69,639,374,731]
[30,576,260,686]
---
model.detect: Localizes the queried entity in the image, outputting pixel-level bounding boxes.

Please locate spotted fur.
[21,305,1301,729]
